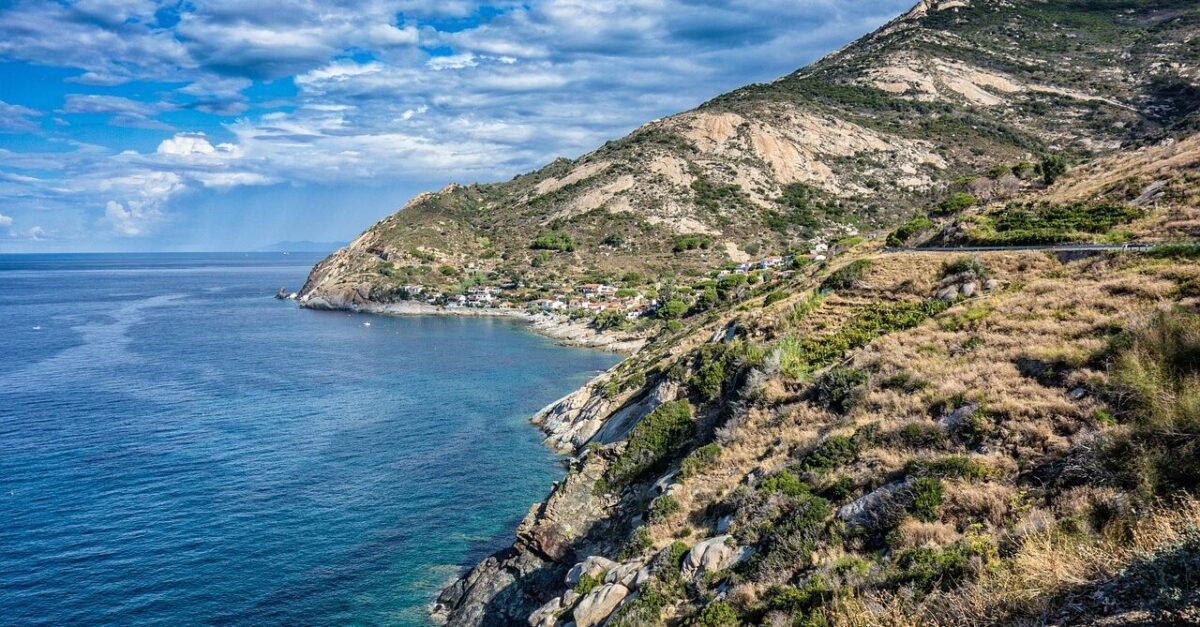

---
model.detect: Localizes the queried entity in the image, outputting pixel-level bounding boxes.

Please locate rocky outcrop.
[680,536,750,582]
[573,583,630,627]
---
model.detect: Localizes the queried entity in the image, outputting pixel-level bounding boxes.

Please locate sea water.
[0,253,619,626]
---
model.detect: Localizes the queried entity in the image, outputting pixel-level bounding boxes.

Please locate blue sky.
[0,0,913,252]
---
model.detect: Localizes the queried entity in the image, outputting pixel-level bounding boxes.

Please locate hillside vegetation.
[296,1,1200,625]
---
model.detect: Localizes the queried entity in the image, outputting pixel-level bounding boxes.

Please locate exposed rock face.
[564,556,619,586]
[681,536,750,582]
[572,583,630,627]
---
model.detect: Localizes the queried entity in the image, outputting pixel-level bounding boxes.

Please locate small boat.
[32,325,41,331]
[363,322,372,327]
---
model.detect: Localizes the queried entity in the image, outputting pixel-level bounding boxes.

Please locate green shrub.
[800,435,858,473]
[673,234,714,252]
[821,259,871,291]
[593,309,630,331]
[940,257,989,279]
[887,215,935,248]
[764,577,836,621]
[760,470,810,497]
[811,366,869,414]
[438,265,459,276]
[1039,154,1068,184]
[910,477,943,522]
[783,291,824,327]
[604,401,695,491]
[649,494,680,522]
[681,443,722,479]
[665,320,684,332]
[1147,244,1200,259]
[930,193,977,217]
[619,527,654,560]
[906,456,990,481]
[887,544,973,592]
[658,300,689,320]
[531,231,576,252]
[900,422,947,448]
[574,572,601,596]
[692,601,739,627]
[764,291,786,306]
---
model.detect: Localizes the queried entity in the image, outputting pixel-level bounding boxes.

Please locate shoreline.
[299,298,646,354]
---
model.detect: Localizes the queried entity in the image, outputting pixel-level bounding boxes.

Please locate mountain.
[300,0,1197,309]
[255,240,348,253]
[298,1,1200,625]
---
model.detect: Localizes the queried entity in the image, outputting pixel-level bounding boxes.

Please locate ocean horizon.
[0,252,620,626]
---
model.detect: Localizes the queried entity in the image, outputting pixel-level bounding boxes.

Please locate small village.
[385,244,831,322]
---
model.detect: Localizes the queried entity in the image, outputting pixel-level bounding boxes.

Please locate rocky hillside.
[301,0,1198,309]
[431,128,1200,627]
[294,1,1200,625]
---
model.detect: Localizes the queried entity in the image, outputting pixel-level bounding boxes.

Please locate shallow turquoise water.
[0,253,619,626]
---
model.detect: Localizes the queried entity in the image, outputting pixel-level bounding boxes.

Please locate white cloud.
[157,134,218,156]
[0,212,12,227]
[0,99,41,133]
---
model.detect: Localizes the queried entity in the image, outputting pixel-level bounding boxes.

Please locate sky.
[0,0,914,252]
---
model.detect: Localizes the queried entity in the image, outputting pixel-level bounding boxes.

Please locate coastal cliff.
[300,1,1200,625]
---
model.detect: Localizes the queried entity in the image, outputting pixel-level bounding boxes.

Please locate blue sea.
[0,253,619,626]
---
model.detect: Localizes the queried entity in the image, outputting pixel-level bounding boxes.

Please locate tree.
[1039,154,1067,185]
[657,300,689,320]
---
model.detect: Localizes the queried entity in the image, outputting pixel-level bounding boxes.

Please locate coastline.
[299,298,646,354]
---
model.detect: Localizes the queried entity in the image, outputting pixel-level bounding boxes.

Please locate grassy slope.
[471,132,1200,626]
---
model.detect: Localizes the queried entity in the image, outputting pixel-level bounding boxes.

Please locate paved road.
[883,243,1159,254]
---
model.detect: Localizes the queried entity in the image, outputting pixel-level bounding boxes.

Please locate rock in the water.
[573,583,629,627]
[681,536,748,581]
[565,556,619,586]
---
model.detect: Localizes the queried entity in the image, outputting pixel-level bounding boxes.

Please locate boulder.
[938,403,979,431]
[983,278,1000,291]
[573,583,629,627]
[565,556,619,586]
[681,536,748,581]
[604,561,644,588]
[838,479,912,527]
[960,281,977,297]
[529,596,563,627]
[936,286,959,301]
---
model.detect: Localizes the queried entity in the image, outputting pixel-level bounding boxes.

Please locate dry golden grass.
[831,497,1200,626]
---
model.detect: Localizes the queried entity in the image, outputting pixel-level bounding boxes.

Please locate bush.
[800,435,858,473]
[906,456,990,481]
[1039,154,1068,184]
[593,310,630,331]
[673,234,713,252]
[811,366,869,414]
[940,257,989,279]
[1147,244,1200,259]
[574,572,601,595]
[930,193,977,217]
[619,527,654,560]
[966,201,1142,245]
[438,265,459,276]
[604,401,695,491]
[900,422,947,448]
[531,231,576,252]
[658,300,690,320]
[910,477,944,522]
[649,494,680,522]
[821,259,872,291]
[692,601,740,627]
[887,215,935,248]
[760,470,810,497]
[887,544,973,592]
[680,443,721,479]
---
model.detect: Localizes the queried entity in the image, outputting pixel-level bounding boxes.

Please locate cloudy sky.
[0,0,913,252]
